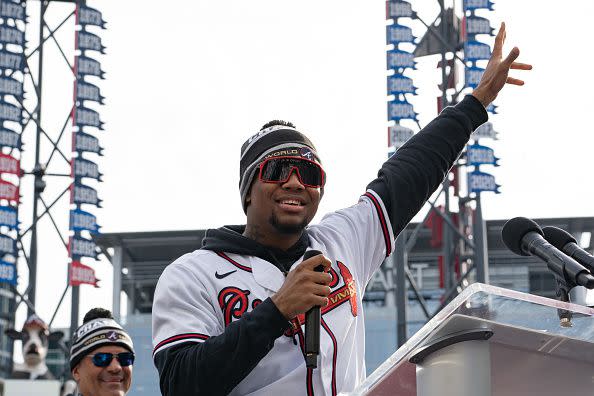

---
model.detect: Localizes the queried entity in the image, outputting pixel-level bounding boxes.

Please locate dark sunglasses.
[88,352,135,367]
[258,156,325,188]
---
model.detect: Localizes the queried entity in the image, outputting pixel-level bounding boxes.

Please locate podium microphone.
[304,249,324,369]
[501,217,594,289]
[542,226,594,272]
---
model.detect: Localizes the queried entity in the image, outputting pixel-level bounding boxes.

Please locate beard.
[269,213,309,235]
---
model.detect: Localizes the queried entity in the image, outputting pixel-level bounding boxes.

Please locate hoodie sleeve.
[152,259,290,396]
[367,94,488,236]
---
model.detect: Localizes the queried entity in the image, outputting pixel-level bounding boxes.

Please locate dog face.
[6,317,64,369]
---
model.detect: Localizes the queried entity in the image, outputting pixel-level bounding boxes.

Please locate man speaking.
[152,23,531,396]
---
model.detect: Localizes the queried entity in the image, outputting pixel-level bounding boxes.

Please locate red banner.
[0,180,19,203]
[70,260,100,287]
[0,153,20,175]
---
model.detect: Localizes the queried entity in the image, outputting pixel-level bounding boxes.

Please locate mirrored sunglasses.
[258,156,325,188]
[89,352,135,367]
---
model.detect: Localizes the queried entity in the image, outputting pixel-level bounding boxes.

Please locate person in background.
[67,308,135,396]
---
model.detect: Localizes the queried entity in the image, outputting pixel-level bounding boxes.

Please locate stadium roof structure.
[94,230,206,318]
[94,217,594,319]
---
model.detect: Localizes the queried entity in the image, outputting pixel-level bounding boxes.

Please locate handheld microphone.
[501,217,594,289]
[304,249,324,369]
[542,226,594,273]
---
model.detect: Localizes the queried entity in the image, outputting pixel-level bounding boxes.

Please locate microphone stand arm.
[554,276,573,327]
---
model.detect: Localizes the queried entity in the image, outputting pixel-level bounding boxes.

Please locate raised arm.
[368,22,532,235]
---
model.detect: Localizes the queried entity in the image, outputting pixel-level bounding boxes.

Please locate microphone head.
[303,249,323,260]
[502,217,543,256]
[542,226,577,249]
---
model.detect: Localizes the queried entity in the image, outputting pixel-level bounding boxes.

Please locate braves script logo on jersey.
[218,287,263,327]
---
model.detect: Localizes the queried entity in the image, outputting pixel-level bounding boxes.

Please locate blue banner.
[72,183,102,207]
[463,0,494,11]
[0,206,18,230]
[0,234,17,257]
[386,24,415,45]
[75,106,104,129]
[76,55,105,79]
[0,128,22,149]
[389,124,414,148]
[387,1,413,19]
[466,16,494,36]
[468,170,500,193]
[0,76,23,98]
[77,31,106,53]
[73,157,102,181]
[70,235,98,259]
[76,81,104,104]
[471,122,499,140]
[0,25,25,47]
[74,131,103,155]
[387,74,417,95]
[79,5,106,28]
[0,2,26,21]
[387,49,416,70]
[464,41,491,61]
[70,209,100,233]
[465,66,484,88]
[0,101,21,123]
[0,49,24,72]
[0,260,16,285]
[388,99,418,121]
[467,143,499,166]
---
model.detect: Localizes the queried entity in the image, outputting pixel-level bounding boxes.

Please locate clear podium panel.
[350,283,594,396]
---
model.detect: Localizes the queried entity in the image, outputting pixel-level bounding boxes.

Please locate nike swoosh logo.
[215,270,237,279]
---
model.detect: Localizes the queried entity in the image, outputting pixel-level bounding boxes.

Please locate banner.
[0,206,18,230]
[0,153,20,175]
[73,131,103,155]
[76,55,105,79]
[471,122,498,140]
[468,170,500,193]
[70,260,99,287]
[69,235,98,259]
[78,5,106,28]
[0,260,16,285]
[74,106,104,129]
[0,179,19,202]
[77,31,106,53]
[467,143,499,166]
[464,0,501,194]
[0,1,26,21]
[71,183,102,207]
[70,209,100,233]
[389,125,414,149]
[73,157,102,181]
[0,234,17,257]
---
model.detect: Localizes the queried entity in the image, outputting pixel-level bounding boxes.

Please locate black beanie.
[239,124,321,213]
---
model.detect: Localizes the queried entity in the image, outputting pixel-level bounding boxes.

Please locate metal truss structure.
[1,0,105,378]
[388,0,493,347]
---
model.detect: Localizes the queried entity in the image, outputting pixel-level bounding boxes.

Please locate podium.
[351,283,594,396]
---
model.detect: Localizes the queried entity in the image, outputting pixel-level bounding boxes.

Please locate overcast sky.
[10,0,594,337]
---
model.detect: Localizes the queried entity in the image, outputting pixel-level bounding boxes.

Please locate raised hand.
[472,22,532,108]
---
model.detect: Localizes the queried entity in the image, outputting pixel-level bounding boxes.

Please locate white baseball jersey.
[152,189,394,395]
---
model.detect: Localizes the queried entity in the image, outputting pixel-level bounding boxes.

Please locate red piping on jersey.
[216,251,253,272]
[292,324,315,396]
[153,333,209,356]
[363,192,392,256]
[321,318,338,396]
